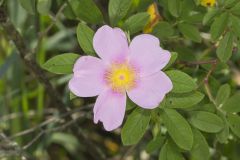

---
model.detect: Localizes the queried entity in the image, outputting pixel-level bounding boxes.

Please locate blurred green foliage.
[1,0,240,160]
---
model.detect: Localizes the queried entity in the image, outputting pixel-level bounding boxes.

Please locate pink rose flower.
[69,25,173,131]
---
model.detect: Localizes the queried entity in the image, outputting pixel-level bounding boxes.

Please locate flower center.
[105,62,137,93]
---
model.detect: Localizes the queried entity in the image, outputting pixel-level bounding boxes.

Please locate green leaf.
[164,52,178,69]
[146,134,165,154]
[70,92,77,100]
[76,23,95,56]
[109,0,132,26]
[42,53,80,74]
[123,12,149,35]
[190,129,210,160]
[19,0,36,14]
[224,0,238,7]
[166,70,197,93]
[69,0,103,24]
[198,103,216,113]
[216,111,229,143]
[230,15,240,37]
[189,111,224,133]
[126,98,137,111]
[162,108,193,150]
[167,0,180,17]
[216,32,234,62]
[217,0,225,6]
[221,92,240,113]
[121,108,151,145]
[210,12,228,40]
[165,91,204,109]
[159,141,184,160]
[37,0,51,14]
[203,8,220,25]
[182,13,203,24]
[178,23,201,43]
[215,84,231,107]
[230,2,240,16]
[63,3,76,19]
[152,21,174,39]
[226,113,240,138]
[180,0,195,16]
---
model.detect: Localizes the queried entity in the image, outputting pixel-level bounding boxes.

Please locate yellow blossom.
[200,0,216,7]
[143,3,161,33]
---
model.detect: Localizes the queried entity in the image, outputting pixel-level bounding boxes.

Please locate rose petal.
[127,71,172,109]
[129,34,171,76]
[93,25,129,63]
[94,89,126,131]
[69,56,106,97]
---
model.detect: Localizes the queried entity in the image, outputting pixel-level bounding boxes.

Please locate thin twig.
[0,108,56,122]
[22,113,86,150]
[22,131,44,150]
[204,82,217,106]
[204,60,218,81]
[10,104,93,139]
[0,133,32,159]
[177,59,218,66]
[178,59,218,90]
[179,58,219,111]
[10,118,55,139]
[203,60,218,106]
[120,145,136,160]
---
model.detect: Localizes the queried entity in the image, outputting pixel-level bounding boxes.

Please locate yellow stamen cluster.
[105,63,137,93]
[200,0,216,7]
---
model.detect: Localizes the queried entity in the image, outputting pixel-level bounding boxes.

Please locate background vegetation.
[0,0,240,160]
